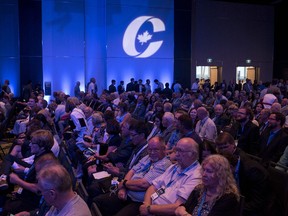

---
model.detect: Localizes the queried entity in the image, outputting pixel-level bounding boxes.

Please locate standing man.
[126,78,136,92]
[154,79,164,94]
[109,79,117,93]
[144,79,152,95]
[117,81,125,95]
[191,78,199,93]
[2,80,12,95]
[74,81,81,98]
[87,77,97,96]
[135,79,146,94]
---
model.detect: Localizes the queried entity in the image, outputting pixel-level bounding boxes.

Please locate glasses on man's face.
[237,111,246,116]
[216,143,230,150]
[37,188,53,196]
[130,133,139,138]
[147,148,161,153]
[174,148,192,154]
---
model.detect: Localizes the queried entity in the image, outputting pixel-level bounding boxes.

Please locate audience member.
[175,154,240,216]
[38,165,91,216]
[234,107,260,155]
[215,132,269,216]
[195,107,217,141]
[139,137,202,215]
[94,137,171,216]
[258,112,288,163]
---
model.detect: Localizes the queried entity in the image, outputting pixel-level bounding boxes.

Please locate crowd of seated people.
[0,77,288,215]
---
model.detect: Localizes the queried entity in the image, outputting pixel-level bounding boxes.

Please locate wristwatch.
[147,205,151,214]
[123,179,128,188]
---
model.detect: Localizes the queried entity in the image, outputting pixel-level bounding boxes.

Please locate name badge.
[151,186,165,201]
[17,187,23,194]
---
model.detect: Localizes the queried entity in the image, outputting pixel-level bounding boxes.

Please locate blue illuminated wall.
[106,0,174,91]
[42,0,173,97]
[85,0,107,92]
[0,0,19,96]
[42,0,86,99]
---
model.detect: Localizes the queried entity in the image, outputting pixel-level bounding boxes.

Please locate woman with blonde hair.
[175,154,240,216]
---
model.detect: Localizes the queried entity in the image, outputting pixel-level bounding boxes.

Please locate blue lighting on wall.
[40,0,174,98]
[106,0,174,91]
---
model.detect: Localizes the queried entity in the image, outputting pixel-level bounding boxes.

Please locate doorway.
[196,66,222,87]
[236,66,260,83]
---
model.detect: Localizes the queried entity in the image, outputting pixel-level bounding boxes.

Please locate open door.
[236,66,260,83]
[196,66,222,87]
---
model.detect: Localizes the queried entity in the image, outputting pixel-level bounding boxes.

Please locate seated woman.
[175,154,240,216]
[146,112,164,141]
[83,118,122,166]
[115,102,131,124]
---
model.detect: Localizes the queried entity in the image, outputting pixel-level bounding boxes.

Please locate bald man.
[195,107,217,141]
[140,137,202,215]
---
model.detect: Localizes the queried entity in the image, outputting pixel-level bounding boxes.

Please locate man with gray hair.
[37,165,91,216]
[195,107,217,141]
[139,137,202,215]
[161,112,175,143]
[94,137,172,216]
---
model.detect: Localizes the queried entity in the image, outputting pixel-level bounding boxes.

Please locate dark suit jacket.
[108,84,116,93]
[126,82,135,92]
[117,84,125,94]
[134,84,146,93]
[237,150,269,216]
[258,128,288,163]
[236,121,260,155]
[213,113,230,134]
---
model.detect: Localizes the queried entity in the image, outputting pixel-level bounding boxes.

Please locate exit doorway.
[196,66,223,87]
[236,66,260,83]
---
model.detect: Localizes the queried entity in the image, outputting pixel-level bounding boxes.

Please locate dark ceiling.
[212,0,283,5]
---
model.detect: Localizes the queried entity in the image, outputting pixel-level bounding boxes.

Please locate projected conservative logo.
[122,16,165,58]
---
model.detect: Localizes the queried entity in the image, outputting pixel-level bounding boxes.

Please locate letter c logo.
[123,16,165,58]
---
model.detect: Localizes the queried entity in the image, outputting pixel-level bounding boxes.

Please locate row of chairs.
[246,154,288,216]
[58,145,102,216]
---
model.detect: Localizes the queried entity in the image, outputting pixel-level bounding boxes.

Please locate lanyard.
[24,164,35,180]
[129,144,148,169]
[166,161,199,188]
[136,161,152,174]
[197,190,207,216]
[234,156,240,188]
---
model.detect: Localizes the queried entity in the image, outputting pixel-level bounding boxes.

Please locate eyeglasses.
[216,143,230,150]
[37,188,53,196]
[147,148,161,153]
[237,112,246,115]
[130,133,139,138]
[174,148,193,153]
